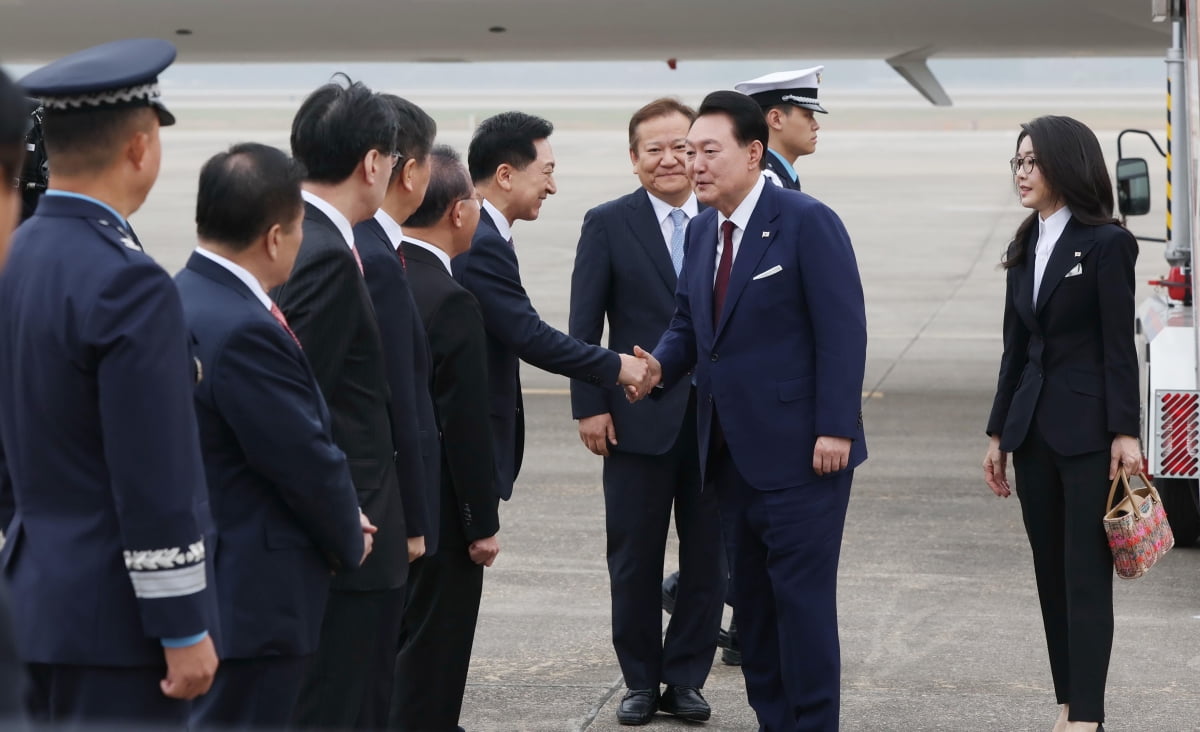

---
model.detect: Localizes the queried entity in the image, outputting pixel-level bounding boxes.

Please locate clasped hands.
[617,345,662,403]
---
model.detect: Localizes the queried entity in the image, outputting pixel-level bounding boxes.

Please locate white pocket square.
[752,265,783,281]
[1065,262,1083,278]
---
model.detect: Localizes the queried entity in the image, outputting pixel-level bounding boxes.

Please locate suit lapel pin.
[761,231,770,238]
[1074,251,1081,257]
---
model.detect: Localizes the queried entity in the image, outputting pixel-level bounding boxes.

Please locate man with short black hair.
[178,143,373,730]
[272,76,406,730]
[637,90,867,732]
[454,112,652,511]
[735,67,827,191]
[392,145,498,731]
[570,97,725,726]
[0,39,218,726]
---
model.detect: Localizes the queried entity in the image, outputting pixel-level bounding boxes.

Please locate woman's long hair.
[1004,116,1118,269]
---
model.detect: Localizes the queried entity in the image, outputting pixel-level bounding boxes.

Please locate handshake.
[617,345,662,403]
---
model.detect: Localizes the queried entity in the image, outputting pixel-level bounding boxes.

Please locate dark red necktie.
[396,244,407,272]
[350,244,364,275]
[713,220,735,328]
[270,302,302,349]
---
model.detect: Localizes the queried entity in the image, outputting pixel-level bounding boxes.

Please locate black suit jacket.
[356,218,442,556]
[272,201,406,591]
[452,208,621,500]
[404,242,499,542]
[569,188,694,455]
[177,253,363,658]
[987,216,1140,455]
[765,150,801,191]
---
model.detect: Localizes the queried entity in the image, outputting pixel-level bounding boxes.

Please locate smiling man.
[734,66,827,192]
[635,90,867,732]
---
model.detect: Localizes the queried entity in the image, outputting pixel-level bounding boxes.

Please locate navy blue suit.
[765,150,801,191]
[569,189,724,691]
[653,180,867,731]
[176,252,365,729]
[355,217,442,557]
[0,194,217,726]
[453,207,621,500]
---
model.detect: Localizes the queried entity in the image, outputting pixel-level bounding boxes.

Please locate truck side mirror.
[1116,157,1152,216]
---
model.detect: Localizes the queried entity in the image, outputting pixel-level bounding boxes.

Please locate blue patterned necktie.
[668,208,687,276]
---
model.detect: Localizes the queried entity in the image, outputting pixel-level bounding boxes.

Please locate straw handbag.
[1102,468,1174,580]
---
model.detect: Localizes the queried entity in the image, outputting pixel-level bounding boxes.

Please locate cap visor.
[152,100,175,127]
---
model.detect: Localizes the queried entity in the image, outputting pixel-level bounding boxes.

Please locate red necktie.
[351,244,364,275]
[713,220,735,328]
[397,244,407,272]
[270,302,302,349]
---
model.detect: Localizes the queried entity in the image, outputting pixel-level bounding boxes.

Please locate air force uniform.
[735,66,828,192]
[0,40,217,725]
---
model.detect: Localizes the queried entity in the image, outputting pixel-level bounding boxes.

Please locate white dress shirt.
[646,190,700,251]
[374,209,405,251]
[1032,205,1073,306]
[714,174,768,283]
[481,198,513,243]
[404,236,454,275]
[301,189,356,250]
[194,247,272,311]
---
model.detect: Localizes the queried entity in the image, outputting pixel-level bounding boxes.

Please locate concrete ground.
[135,90,1200,731]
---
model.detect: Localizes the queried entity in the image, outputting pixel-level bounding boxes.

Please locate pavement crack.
[572,674,624,731]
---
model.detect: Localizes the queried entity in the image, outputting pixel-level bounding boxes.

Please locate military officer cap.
[20,38,177,126]
[735,66,827,114]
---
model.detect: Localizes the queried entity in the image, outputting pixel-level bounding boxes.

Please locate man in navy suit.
[178,143,374,729]
[638,91,867,732]
[0,39,219,726]
[570,98,725,726]
[392,146,500,731]
[356,95,440,568]
[453,112,652,505]
[273,77,406,729]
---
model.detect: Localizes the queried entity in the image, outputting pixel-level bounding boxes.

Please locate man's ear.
[747,139,764,169]
[127,130,150,170]
[766,108,785,131]
[363,148,385,185]
[496,163,513,192]
[628,148,639,172]
[265,222,283,260]
[402,157,419,193]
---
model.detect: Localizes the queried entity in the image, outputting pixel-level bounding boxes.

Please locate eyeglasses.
[390,151,406,167]
[1009,156,1038,175]
[458,192,483,205]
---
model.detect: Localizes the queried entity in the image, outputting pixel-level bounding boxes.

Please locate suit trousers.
[190,655,311,730]
[26,662,187,728]
[1012,423,1113,723]
[604,390,725,690]
[293,587,406,730]
[390,486,493,731]
[712,446,851,732]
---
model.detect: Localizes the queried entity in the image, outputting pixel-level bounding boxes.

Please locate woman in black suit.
[983,115,1141,732]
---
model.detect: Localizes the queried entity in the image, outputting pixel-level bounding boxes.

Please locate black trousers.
[293,587,406,730]
[26,662,187,728]
[1013,423,1114,723]
[604,391,725,690]
[390,485,492,731]
[190,655,311,730]
[713,446,850,732]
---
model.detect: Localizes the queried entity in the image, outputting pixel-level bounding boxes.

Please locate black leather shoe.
[617,688,658,726]
[661,571,680,614]
[721,618,741,666]
[660,685,711,722]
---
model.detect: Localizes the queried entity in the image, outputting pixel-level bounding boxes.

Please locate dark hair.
[42,106,155,176]
[381,94,437,184]
[290,75,397,184]
[697,91,769,170]
[196,142,306,251]
[0,69,25,181]
[467,111,553,183]
[1004,115,1119,269]
[628,98,696,151]
[403,145,471,229]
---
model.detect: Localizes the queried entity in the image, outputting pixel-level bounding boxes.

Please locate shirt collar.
[374,209,405,250]
[403,235,453,275]
[301,189,356,250]
[481,198,513,243]
[646,190,699,225]
[768,149,798,183]
[1038,204,1073,242]
[718,174,768,234]
[193,246,273,311]
[43,190,128,230]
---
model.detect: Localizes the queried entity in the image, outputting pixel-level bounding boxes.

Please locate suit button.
[711,353,719,362]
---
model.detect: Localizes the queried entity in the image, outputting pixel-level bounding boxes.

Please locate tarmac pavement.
[136,91,1200,731]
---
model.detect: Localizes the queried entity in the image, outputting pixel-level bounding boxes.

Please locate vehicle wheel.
[1158,478,1200,547]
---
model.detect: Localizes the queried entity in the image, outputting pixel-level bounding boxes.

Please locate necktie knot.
[669,208,687,228]
[721,219,735,243]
